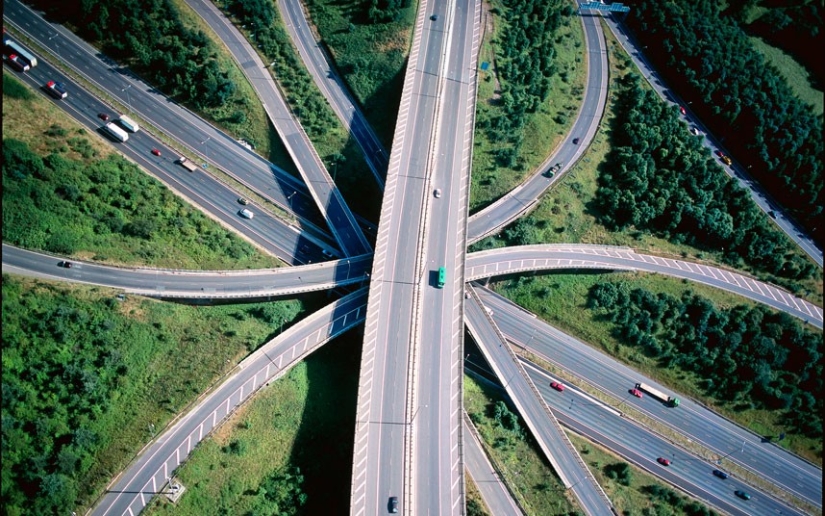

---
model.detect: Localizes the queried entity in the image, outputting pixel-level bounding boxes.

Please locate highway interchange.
[2,0,823,515]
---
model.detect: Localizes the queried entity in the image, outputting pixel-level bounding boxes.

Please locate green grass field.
[749,35,824,115]
[463,375,577,515]
[470,2,586,212]
[144,331,361,515]
[1,275,306,513]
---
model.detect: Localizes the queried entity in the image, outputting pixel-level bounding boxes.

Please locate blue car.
[712,469,728,479]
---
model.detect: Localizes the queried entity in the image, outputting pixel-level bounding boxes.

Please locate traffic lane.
[3,3,327,231]
[1,245,374,299]
[478,287,823,505]
[462,417,524,515]
[2,58,319,264]
[529,365,804,516]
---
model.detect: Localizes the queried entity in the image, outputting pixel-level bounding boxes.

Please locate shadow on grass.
[286,327,363,514]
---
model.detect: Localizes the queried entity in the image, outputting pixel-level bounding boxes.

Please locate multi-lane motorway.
[3,1,823,515]
[476,286,822,509]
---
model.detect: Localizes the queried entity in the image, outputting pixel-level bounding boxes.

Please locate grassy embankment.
[748,36,824,115]
[303,0,416,151]
[2,72,280,269]
[1,274,305,513]
[464,375,578,515]
[471,0,586,212]
[144,331,361,515]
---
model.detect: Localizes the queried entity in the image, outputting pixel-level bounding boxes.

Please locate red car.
[98,113,110,121]
[550,381,565,392]
[657,457,671,466]
[679,106,686,115]
[630,388,643,398]
[151,148,161,156]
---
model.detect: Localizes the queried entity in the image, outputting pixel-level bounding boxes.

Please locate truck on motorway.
[45,80,68,99]
[3,37,38,68]
[118,115,140,133]
[437,266,446,288]
[102,122,129,142]
[5,53,30,72]
[176,156,198,172]
[636,382,679,407]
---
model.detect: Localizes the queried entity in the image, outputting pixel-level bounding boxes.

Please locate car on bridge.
[550,381,565,392]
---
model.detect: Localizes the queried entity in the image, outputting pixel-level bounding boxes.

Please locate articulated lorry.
[3,37,38,68]
[636,382,679,407]
[102,123,129,143]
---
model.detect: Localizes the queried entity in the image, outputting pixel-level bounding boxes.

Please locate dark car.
[550,381,565,392]
[572,137,580,144]
[657,457,671,466]
[430,14,438,20]
[735,490,751,500]
[98,113,110,121]
[712,469,728,479]
[389,496,398,513]
[58,261,73,268]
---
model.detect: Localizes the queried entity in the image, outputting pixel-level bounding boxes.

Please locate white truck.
[102,123,129,142]
[3,37,38,68]
[118,115,140,133]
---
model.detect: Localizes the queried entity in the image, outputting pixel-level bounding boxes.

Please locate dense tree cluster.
[1,278,130,513]
[367,0,410,23]
[30,0,235,110]
[623,0,824,245]
[3,137,257,262]
[588,281,823,437]
[244,466,307,515]
[476,0,569,168]
[595,80,816,280]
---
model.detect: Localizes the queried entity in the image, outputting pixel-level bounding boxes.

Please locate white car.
[239,208,254,219]
[690,127,701,136]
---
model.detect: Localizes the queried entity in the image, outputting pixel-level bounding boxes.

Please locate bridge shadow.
[285,327,363,514]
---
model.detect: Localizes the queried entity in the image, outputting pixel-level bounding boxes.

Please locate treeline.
[595,78,816,281]
[623,0,824,245]
[1,277,132,513]
[588,281,823,437]
[3,136,258,265]
[30,0,235,110]
[367,0,410,23]
[476,0,571,168]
